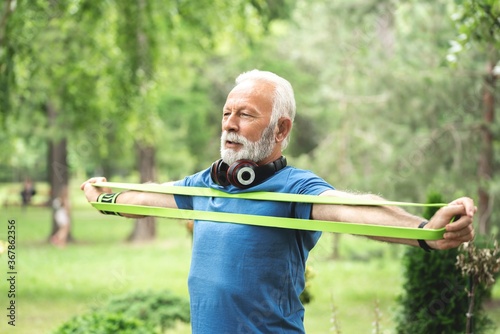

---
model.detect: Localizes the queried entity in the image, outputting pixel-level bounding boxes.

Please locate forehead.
[224,80,275,113]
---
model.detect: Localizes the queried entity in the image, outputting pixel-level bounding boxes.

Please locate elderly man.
[81,70,475,333]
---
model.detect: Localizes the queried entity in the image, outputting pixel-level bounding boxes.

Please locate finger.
[80,179,91,190]
[449,197,476,217]
[438,204,467,224]
[434,229,474,249]
[443,225,474,240]
[80,181,90,190]
[80,177,107,190]
[83,182,94,192]
[90,177,107,183]
[445,215,472,231]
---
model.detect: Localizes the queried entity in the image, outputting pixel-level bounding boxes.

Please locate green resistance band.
[94,182,447,207]
[91,182,447,240]
[91,202,445,240]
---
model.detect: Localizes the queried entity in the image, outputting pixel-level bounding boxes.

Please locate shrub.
[53,312,155,334]
[456,235,500,333]
[395,191,492,334]
[97,290,190,331]
[53,290,190,334]
[300,265,315,305]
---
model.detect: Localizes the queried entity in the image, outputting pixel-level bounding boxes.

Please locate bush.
[53,290,190,334]
[97,289,190,331]
[396,191,492,334]
[53,312,155,334]
[300,265,315,305]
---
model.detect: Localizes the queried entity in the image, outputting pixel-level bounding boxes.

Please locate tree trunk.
[47,101,72,242]
[126,0,157,243]
[465,278,477,334]
[375,1,395,58]
[477,56,496,235]
[0,0,14,118]
[127,144,156,242]
[0,0,13,47]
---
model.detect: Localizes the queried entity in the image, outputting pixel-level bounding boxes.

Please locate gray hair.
[235,70,296,150]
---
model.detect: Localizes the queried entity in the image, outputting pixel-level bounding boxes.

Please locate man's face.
[220,80,277,165]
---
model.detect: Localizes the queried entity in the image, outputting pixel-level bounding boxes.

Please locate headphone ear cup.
[210,159,230,186]
[227,160,258,189]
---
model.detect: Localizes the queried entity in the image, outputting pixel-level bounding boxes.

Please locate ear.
[275,117,292,143]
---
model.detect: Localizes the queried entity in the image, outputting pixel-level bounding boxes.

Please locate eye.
[240,112,253,118]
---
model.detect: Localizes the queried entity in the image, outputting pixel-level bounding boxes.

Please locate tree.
[449,0,500,234]
[397,192,467,333]
[236,0,495,215]
[110,0,297,242]
[2,1,109,241]
[1,0,298,243]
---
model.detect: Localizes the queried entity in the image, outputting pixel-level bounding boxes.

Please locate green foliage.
[1,204,499,333]
[423,191,444,219]
[250,0,296,26]
[53,290,190,334]
[450,0,500,52]
[2,0,499,234]
[300,265,315,305]
[224,0,499,234]
[396,192,492,334]
[96,290,191,331]
[1,0,296,183]
[53,312,155,334]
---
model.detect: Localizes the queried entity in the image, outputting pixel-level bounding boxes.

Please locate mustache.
[221,131,251,145]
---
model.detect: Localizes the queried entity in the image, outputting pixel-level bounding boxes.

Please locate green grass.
[0,205,193,334]
[0,184,498,333]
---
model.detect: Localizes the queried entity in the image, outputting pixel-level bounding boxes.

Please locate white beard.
[220,125,276,165]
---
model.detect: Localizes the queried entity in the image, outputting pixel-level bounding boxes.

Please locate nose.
[222,112,238,132]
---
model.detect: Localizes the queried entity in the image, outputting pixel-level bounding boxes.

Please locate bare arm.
[80,177,178,218]
[311,189,476,250]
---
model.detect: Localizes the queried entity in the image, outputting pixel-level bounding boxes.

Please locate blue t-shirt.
[174,166,333,334]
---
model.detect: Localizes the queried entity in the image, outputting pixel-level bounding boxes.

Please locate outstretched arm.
[311,189,475,250]
[80,177,178,218]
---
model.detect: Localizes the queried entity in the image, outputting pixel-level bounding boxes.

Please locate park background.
[0,0,499,333]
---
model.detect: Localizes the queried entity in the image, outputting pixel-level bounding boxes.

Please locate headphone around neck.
[210,156,287,189]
